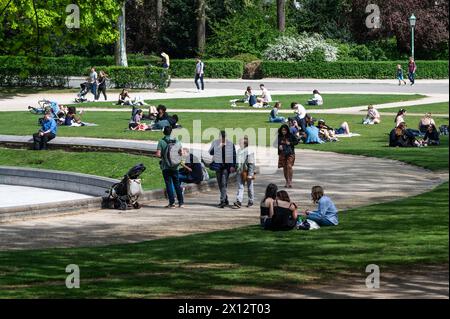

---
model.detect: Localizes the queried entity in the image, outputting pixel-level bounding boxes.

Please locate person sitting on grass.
[117,89,132,105]
[307,89,323,106]
[423,124,440,146]
[303,116,324,144]
[129,109,148,131]
[257,84,272,107]
[300,186,338,227]
[230,86,255,107]
[389,122,421,147]
[395,109,407,127]
[269,190,298,231]
[260,183,278,229]
[363,104,381,125]
[418,113,436,134]
[178,148,204,184]
[33,111,57,150]
[291,102,307,132]
[269,102,287,123]
[288,118,302,139]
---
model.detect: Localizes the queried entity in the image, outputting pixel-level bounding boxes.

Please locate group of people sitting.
[389,109,441,147]
[272,101,351,144]
[128,104,180,131]
[117,89,148,106]
[29,100,87,127]
[260,184,338,231]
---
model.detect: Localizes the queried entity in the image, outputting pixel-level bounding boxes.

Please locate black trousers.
[194,74,204,90]
[33,132,55,150]
[96,85,107,100]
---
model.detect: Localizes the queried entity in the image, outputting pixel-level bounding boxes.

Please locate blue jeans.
[408,72,415,84]
[91,83,97,97]
[195,74,204,90]
[269,116,285,123]
[162,169,184,205]
[307,212,335,226]
[169,173,195,194]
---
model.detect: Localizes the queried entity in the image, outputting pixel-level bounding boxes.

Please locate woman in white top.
[395,109,407,127]
[307,89,323,106]
[363,104,381,125]
[418,113,436,133]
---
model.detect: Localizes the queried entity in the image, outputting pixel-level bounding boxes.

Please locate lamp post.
[409,14,416,59]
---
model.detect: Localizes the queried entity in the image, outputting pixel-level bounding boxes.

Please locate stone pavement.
[0,140,446,250]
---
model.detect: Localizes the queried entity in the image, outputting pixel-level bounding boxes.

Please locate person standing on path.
[209,130,236,208]
[408,57,417,86]
[278,124,299,188]
[95,70,108,101]
[161,52,170,69]
[194,58,205,92]
[156,126,184,208]
[232,136,256,209]
[89,67,98,100]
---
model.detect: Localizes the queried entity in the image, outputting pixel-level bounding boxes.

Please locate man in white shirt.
[259,84,272,106]
[291,102,307,132]
[195,58,205,92]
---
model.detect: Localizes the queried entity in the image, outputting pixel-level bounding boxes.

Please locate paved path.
[0,136,446,250]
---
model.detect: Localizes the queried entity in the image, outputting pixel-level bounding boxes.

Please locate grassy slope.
[70,94,424,110]
[381,102,449,114]
[0,110,448,171]
[0,182,447,298]
[0,148,163,190]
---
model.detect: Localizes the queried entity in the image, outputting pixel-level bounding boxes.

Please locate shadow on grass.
[0,183,447,298]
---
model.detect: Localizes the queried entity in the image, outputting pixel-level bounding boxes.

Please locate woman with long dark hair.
[277,124,298,188]
[260,183,278,228]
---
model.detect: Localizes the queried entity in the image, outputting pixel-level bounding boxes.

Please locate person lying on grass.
[317,119,351,142]
[299,186,338,227]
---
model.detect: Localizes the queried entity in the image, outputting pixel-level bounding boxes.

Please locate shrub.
[170,60,244,78]
[263,33,338,62]
[261,60,449,79]
[232,54,260,63]
[96,66,169,91]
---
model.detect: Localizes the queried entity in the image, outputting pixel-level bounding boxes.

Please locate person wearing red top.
[408,57,417,86]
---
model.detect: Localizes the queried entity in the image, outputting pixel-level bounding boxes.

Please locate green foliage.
[170,59,244,78]
[98,66,169,91]
[205,8,280,58]
[232,54,260,63]
[261,60,449,79]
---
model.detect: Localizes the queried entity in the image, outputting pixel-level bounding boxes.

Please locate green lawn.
[72,93,424,110]
[0,148,163,191]
[1,110,448,171]
[0,182,447,298]
[381,102,449,115]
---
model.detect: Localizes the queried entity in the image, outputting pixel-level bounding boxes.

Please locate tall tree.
[196,0,206,55]
[115,1,128,66]
[277,0,285,32]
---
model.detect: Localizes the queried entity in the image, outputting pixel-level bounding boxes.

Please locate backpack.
[439,125,449,136]
[162,137,182,169]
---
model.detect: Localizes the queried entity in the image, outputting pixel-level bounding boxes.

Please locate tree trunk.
[156,0,163,20]
[196,0,206,56]
[277,0,286,32]
[115,2,128,66]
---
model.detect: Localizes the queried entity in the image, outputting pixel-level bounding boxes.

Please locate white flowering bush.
[263,33,338,62]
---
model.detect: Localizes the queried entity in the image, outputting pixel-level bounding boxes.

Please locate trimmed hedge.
[261,60,449,79]
[96,66,170,91]
[170,59,244,78]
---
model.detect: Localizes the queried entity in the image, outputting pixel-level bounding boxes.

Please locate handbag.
[209,161,222,171]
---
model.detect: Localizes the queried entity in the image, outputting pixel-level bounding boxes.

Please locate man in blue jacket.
[33,112,57,150]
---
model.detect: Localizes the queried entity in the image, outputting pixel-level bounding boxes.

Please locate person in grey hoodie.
[209,130,236,208]
[232,136,256,208]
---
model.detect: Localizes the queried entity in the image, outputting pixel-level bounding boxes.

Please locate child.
[396,64,407,86]
[307,89,323,106]
[300,186,338,226]
[268,102,287,123]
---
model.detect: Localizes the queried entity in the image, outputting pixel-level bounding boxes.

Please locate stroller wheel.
[119,201,128,211]
[133,202,141,209]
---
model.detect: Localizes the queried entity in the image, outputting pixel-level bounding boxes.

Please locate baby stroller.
[74,82,91,103]
[103,163,146,211]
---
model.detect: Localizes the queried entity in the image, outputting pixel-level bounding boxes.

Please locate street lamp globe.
[409,14,416,28]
